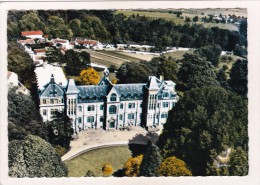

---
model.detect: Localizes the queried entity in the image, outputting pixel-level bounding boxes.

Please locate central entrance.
[110,120,115,128]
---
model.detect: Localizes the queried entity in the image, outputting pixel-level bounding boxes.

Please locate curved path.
[62,126,161,161]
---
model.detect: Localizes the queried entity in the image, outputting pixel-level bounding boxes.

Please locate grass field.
[163,50,192,60]
[116,9,243,31]
[64,144,146,177]
[115,10,185,24]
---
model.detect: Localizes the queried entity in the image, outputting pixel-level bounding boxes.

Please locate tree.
[228,147,248,176]
[18,11,46,34]
[65,50,91,76]
[9,135,68,177]
[8,42,35,88]
[195,45,222,66]
[193,16,199,22]
[45,47,64,64]
[157,58,179,82]
[102,163,113,176]
[8,87,48,141]
[217,68,230,90]
[79,67,100,85]
[47,111,74,150]
[229,59,248,96]
[139,140,162,177]
[124,154,143,177]
[85,170,96,177]
[157,87,248,175]
[157,156,192,176]
[116,62,151,84]
[177,53,220,91]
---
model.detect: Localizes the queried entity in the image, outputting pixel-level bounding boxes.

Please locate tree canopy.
[157,87,248,175]
[139,140,162,177]
[229,59,248,96]
[79,67,100,85]
[177,53,220,91]
[8,87,48,141]
[116,62,151,84]
[157,156,192,176]
[65,50,91,76]
[9,135,68,177]
[124,154,143,177]
[47,111,74,150]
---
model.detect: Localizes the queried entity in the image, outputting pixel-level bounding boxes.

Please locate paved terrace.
[62,126,162,161]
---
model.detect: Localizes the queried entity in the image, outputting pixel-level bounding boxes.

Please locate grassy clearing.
[163,50,192,60]
[65,145,132,177]
[201,22,238,31]
[115,10,184,24]
[98,50,142,62]
[64,144,146,177]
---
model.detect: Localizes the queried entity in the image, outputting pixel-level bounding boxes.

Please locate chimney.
[160,75,164,81]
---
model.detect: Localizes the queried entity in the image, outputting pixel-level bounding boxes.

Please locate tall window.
[43,109,46,115]
[100,105,104,110]
[161,113,168,118]
[50,99,54,104]
[78,117,82,123]
[163,102,169,108]
[119,114,123,120]
[100,116,103,122]
[120,103,124,109]
[78,106,82,112]
[87,116,94,123]
[43,99,46,104]
[128,113,134,119]
[109,105,117,114]
[110,93,117,101]
[87,105,95,111]
[128,103,135,109]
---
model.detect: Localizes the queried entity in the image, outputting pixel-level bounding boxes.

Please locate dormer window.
[110,93,117,102]
[163,92,169,99]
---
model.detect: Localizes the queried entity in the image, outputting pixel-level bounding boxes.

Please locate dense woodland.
[7,10,248,177]
[8,10,247,54]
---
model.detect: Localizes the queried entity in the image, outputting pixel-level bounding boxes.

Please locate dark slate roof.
[114,84,145,101]
[77,85,109,103]
[40,83,64,98]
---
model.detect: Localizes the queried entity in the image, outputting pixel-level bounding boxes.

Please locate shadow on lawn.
[128,132,159,157]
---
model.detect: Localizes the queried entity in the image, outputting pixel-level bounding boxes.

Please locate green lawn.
[64,144,146,177]
[163,50,192,60]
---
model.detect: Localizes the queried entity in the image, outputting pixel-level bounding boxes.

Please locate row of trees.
[8,10,246,52]
[116,52,247,97]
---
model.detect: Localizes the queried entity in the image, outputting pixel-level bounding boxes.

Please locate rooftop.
[21,30,43,36]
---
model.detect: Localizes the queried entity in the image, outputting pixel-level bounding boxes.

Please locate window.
[161,113,168,119]
[109,105,117,114]
[119,114,123,120]
[43,99,46,104]
[61,98,64,103]
[171,102,175,108]
[110,93,117,101]
[78,106,82,112]
[50,99,54,104]
[100,116,103,122]
[128,103,135,109]
[128,113,134,120]
[140,103,142,108]
[163,102,169,108]
[163,92,169,98]
[100,105,104,110]
[87,105,95,111]
[157,103,160,108]
[43,109,46,115]
[51,109,54,115]
[87,116,94,123]
[78,117,82,123]
[120,103,124,109]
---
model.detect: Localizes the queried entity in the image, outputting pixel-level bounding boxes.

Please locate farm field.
[89,50,157,68]
[115,10,185,24]
[163,50,193,60]
[116,9,243,31]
